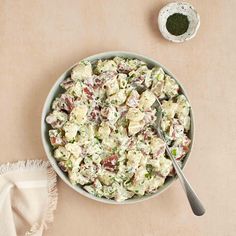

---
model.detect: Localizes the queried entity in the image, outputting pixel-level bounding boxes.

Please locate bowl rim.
[41,51,194,204]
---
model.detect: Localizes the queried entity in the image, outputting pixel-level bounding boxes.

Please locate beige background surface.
[1,0,236,235]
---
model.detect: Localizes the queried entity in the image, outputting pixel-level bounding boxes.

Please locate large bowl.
[41,51,194,204]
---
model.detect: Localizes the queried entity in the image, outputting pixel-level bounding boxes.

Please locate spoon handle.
[166,147,205,216]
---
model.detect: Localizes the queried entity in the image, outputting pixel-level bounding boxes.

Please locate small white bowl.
[158,2,200,43]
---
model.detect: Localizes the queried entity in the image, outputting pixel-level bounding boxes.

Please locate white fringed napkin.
[0,160,58,236]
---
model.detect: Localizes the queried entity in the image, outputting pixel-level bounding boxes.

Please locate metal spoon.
[153,99,205,216]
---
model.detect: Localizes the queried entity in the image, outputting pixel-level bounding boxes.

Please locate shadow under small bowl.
[158,2,200,43]
[41,51,194,204]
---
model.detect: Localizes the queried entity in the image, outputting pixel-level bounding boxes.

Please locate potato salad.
[46,57,191,201]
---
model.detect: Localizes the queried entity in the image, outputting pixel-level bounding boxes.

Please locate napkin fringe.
[0,160,58,236]
[0,160,52,175]
[42,161,58,229]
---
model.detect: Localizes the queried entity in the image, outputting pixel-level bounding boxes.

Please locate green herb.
[69,138,76,143]
[171,149,177,156]
[65,159,73,169]
[145,164,156,179]
[146,164,153,173]
[94,136,101,143]
[145,173,152,180]
[156,73,164,81]
[166,13,189,36]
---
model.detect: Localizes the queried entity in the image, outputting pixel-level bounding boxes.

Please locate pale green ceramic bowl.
[41,51,194,204]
